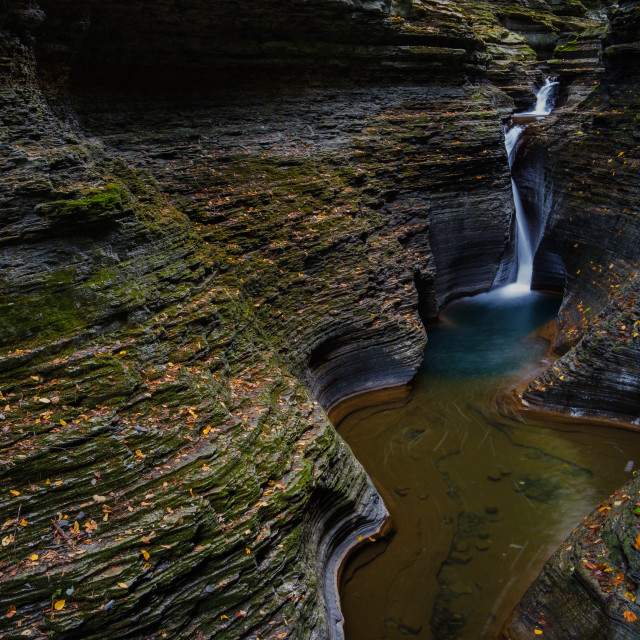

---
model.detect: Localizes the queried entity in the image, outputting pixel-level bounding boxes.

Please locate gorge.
[1,1,640,639]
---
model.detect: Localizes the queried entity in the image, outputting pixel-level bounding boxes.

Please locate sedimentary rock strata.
[2,0,639,639]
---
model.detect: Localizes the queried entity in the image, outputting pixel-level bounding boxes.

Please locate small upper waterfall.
[515,78,559,118]
[501,78,558,296]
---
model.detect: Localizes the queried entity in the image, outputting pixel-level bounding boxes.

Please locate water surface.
[339,290,640,639]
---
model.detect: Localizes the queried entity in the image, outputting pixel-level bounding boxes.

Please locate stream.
[337,79,640,639]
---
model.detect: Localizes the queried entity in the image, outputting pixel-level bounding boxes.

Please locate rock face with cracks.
[1,0,640,639]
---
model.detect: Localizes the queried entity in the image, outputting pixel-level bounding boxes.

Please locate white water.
[500,78,558,298]
[515,78,559,118]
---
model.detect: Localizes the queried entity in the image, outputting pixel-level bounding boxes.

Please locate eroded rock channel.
[1,1,640,639]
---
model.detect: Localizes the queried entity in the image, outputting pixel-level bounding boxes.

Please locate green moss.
[555,42,579,53]
[0,283,83,346]
[40,184,124,224]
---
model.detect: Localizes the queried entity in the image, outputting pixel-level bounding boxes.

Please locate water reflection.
[339,292,640,640]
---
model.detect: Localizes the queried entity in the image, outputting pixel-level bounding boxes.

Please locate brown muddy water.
[338,289,640,640]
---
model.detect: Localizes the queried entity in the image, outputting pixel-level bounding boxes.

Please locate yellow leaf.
[9,490,20,496]
[624,610,638,622]
[45,479,51,485]
[119,350,127,355]
[534,630,543,635]
[117,582,129,589]
[221,615,229,620]
[53,599,65,610]
[18,519,28,527]
[141,549,150,561]
[60,419,67,426]
[135,449,143,457]
[202,425,211,435]
[30,554,38,561]
[245,548,251,554]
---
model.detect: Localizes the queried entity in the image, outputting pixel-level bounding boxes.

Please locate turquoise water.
[423,290,560,379]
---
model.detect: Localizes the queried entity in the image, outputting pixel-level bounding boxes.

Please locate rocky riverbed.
[1,0,639,638]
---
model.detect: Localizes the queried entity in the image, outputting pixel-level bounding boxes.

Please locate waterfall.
[501,78,558,295]
[515,78,559,118]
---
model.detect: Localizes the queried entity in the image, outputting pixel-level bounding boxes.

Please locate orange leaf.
[635,534,640,550]
[141,549,150,561]
[6,605,16,618]
[53,600,65,611]
[624,610,638,622]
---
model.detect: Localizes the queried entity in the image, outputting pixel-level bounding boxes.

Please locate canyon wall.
[503,1,640,638]
[3,0,640,639]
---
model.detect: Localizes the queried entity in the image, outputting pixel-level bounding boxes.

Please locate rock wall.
[515,0,640,423]
[0,0,630,639]
[505,2,640,638]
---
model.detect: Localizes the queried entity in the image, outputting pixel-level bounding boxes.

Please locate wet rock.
[447,551,472,565]
[450,583,475,596]
[0,0,625,639]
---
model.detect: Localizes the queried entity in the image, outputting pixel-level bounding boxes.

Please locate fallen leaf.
[624,610,638,622]
[534,630,543,636]
[9,490,20,497]
[30,554,38,561]
[6,605,16,618]
[117,582,129,590]
[53,600,65,610]
[141,549,150,561]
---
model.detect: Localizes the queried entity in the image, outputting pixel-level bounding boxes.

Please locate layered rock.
[0,0,629,639]
[515,0,640,423]
[504,2,640,637]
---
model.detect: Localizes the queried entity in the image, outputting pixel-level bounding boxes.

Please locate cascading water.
[338,75,640,640]
[516,77,559,118]
[501,78,559,296]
